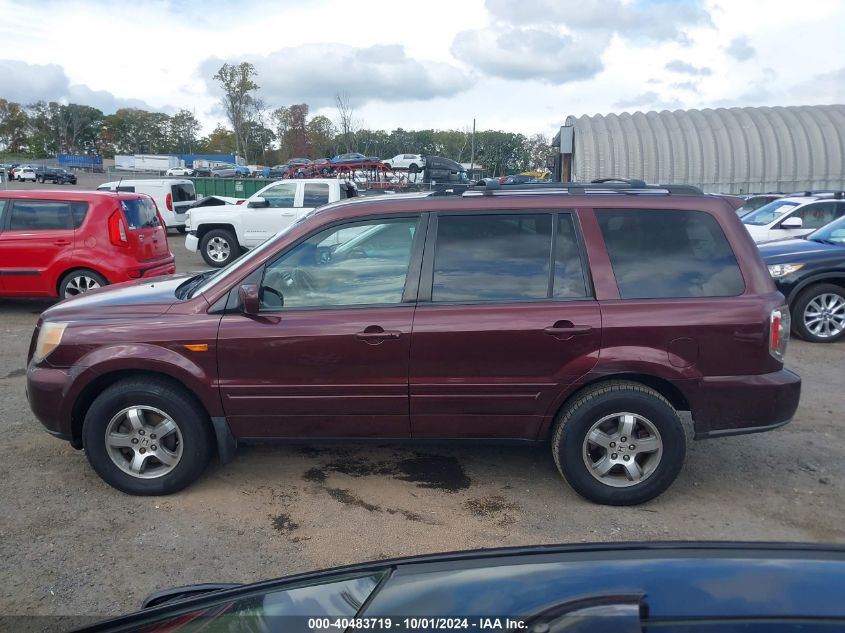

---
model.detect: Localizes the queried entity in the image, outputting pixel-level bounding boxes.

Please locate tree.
[524,133,553,171]
[334,92,359,152]
[213,62,259,159]
[0,99,30,154]
[306,115,336,158]
[169,110,201,154]
[200,125,236,154]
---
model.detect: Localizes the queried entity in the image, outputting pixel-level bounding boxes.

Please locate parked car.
[742,193,845,242]
[10,164,32,180]
[192,167,212,177]
[287,157,311,166]
[260,164,289,178]
[383,153,425,172]
[0,190,175,299]
[210,164,251,178]
[66,542,845,633]
[760,214,845,343]
[499,174,538,184]
[97,179,196,232]
[16,166,37,181]
[330,152,380,164]
[27,180,800,502]
[165,166,194,177]
[736,193,783,216]
[184,178,358,267]
[37,167,78,184]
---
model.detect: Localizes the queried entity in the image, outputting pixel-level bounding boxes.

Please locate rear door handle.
[544,321,593,339]
[54,240,72,246]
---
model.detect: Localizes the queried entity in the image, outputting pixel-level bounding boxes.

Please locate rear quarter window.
[71,202,89,229]
[596,208,745,299]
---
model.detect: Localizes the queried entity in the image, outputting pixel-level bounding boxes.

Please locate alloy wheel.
[582,412,663,488]
[206,236,231,263]
[803,293,845,339]
[64,274,101,297]
[104,406,183,479]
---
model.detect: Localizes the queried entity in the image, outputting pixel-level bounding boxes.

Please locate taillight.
[165,192,173,211]
[769,306,791,361]
[108,211,128,246]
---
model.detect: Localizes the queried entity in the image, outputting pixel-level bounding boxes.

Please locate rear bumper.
[687,368,801,439]
[141,257,176,278]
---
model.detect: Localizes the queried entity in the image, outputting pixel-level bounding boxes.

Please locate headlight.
[768,263,804,278]
[34,322,68,362]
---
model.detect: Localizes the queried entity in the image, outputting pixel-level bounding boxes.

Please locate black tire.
[408,163,419,173]
[176,226,188,234]
[552,381,686,506]
[82,378,214,495]
[791,283,845,343]
[199,228,241,268]
[58,268,108,299]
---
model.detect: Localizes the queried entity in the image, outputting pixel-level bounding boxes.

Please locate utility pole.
[470,118,476,177]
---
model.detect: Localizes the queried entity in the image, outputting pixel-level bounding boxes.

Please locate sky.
[0,0,844,138]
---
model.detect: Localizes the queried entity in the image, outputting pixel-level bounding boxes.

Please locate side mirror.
[781,216,803,229]
[238,284,260,315]
[248,196,269,208]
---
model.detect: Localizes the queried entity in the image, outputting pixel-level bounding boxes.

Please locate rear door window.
[303,183,330,207]
[171,182,196,203]
[597,208,745,299]
[120,198,160,229]
[8,201,72,231]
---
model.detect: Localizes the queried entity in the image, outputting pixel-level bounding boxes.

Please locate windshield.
[192,221,302,297]
[807,214,845,245]
[742,199,801,225]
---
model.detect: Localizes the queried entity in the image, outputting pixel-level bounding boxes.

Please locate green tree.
[213,62,259,160]
[306,115,336,159]
[199,125,236,154]
[0,99,30,154]
[169,109,201,154]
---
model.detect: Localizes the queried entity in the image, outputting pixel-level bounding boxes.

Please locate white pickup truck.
[184,179,356,267]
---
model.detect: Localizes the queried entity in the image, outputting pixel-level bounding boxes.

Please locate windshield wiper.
[179,270,217,299]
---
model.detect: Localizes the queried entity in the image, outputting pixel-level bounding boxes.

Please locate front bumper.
[688,368,801,439]
[27,363,75,441]
[185,233,199,253]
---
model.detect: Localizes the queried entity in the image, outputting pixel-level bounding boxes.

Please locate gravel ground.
[0,177,843,624]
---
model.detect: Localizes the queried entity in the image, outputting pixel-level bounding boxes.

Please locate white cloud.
[665,60,713,76]
[725,35,756,61]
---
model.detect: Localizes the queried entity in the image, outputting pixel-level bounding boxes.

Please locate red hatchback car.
[26,181,801,505]
[0,190,175,299]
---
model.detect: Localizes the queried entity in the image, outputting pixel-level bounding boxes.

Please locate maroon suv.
[26,181,801,505]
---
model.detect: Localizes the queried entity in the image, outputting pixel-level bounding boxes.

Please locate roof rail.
[465,179,704,197]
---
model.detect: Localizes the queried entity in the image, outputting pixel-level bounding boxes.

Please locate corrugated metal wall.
[564,105,845,194]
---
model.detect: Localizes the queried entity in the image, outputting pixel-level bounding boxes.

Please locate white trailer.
[134,155,183,172]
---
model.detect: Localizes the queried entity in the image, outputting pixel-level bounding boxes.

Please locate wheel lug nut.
[151,445,157,451]
[150,434,156,439]
[611,453,618,459]
[623,455,630,461]
[139,447,146,454]
[131,438,139,444]
[139,429,145,436]
[629,444,636,450]
[621,436,627,442]
[610,442,616,448]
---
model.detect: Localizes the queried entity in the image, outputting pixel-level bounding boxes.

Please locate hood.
[41,273,194,320]
[759,238,845,264]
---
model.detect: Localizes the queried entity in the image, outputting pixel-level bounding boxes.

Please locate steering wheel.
[277,268,318,292]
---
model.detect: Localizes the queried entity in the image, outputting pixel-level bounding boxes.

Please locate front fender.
[63,342,224,420]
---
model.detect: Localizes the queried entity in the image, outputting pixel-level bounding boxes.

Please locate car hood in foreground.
[759,237,845,264]
[41,273,195,320]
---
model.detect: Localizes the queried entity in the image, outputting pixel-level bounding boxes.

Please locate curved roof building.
[560,105,845,194]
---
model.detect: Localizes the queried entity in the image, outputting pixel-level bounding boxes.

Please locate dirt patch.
[270,513,300,534]
[313,452,471,493]
[465,495,521,526]
[326,487,380,512]
[2,368,25,379]
[302,467,327,483]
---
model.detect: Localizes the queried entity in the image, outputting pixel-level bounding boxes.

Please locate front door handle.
[355,326,401,344]
[54,239,72,246]
[544,320,593,339]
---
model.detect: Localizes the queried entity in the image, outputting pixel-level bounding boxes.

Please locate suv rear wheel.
[552,381,685,506]
[82,378,214,495]
[200,228,241,268]
[792,283,845,343]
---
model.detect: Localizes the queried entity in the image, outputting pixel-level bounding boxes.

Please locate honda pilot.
[26,180,801,505]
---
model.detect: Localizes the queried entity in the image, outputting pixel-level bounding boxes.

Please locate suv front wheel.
[552,381,686,506]
[792,283,845,343]
[82,378,214,495]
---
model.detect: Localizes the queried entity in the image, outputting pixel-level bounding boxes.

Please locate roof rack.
[464,178,704,197]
